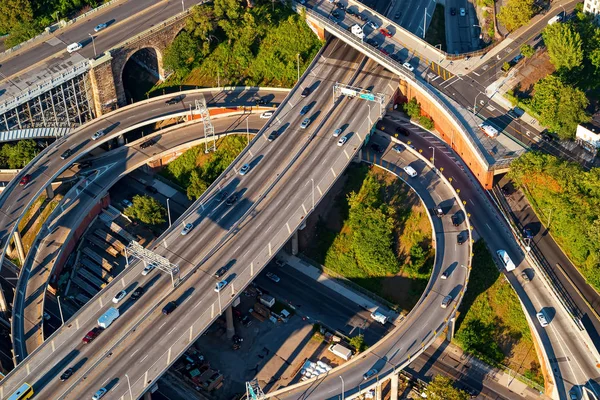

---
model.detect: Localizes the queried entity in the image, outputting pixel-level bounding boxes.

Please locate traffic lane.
[255,265,391,345]
[390,126,599,395]
[0,0,203,80]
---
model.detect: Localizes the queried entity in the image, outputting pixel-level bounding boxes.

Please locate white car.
[181,223,194,236]
[215,280,228,292]
[536,311,549,327]
[260,111,274,119]
[333,128,342,137]
[112,290,126,304]
[91,129,106,140]
[92,388,107,400]
[402,62,414,72]
[459,8,466,16]
[368,20,379,29]
[94,23,108,32]
[142,263,156,276]
[239,163,251,176]
[266,272,281,283]
[337,136,348,146]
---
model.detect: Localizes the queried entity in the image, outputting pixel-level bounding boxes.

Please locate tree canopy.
[124,195,166,225]
[426,376,470,400]
[530,75,589,139]
[520,44,534,58]
[497,0,536,32]
[542,23,584,71]
[0,139,38,168]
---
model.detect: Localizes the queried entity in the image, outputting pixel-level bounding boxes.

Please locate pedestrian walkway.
[280,253,401,323]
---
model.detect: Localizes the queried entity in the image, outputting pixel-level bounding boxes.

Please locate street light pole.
[296,53,300,82]
[181,0,185,12]
[246,117,250,144]
[88,34,97,57]
[340,376,345,400]
[311,178,315,210]
[167,198,172,227]
[125,374,133,400]
[429,146,435,169]
[473,92,484,116]
[57,295,64,325]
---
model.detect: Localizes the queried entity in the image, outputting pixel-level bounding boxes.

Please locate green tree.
[455,319,504,362]
[187,169,208,200]
[0,0,34,34]
[419,115,434,130]
[0,139,37,168]
[403,98,421,119]
[530,75,590,139]
[502,61,511,71]
[426,376,470,400]
[124,195,166,225]
[542,23,584,71]
[520,44,534,57]
[164,31,199,77]
[187,5,217,40]
[497,0,536,32]
[349,334,367,352]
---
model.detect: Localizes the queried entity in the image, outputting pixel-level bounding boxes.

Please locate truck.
[259,294,275,308]
[478,123,499,138]
[496,249,516,272]
[328,344,353,361]
[370,311,388,324]
[350,24,365,40]
[97,307,120,329]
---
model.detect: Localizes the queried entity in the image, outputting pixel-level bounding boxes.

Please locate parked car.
[441,295,453,308]
[19,174,31,186]
[91,129,106,140]
[451,214,461,227]
[368,20,379,29]
[266,272,280,283]
[241,315,253,327]
[536,311,549,327]
[145,185,158,194]
[402,62,414,72]
[459,7,466,16]
[457,234,466,245]
[366,38,378,47]
[60,149,73,159]
[521,271,531,283]
[94,23,108,32]
[131,287,145,300]
[142,263,156,276]
[181,223,194,236]
[392,144,404,153]
[395,126,409,136]
[450,7,456,15]
[239,163,251,176]
[82,327,102,344]
[112,290,127,304]
[379,28,392,37]
[162,301,177,315]
[215,280,228,292]
[60,367,74,381]
[379,48,389,56]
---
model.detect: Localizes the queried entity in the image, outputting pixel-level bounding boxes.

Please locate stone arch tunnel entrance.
[122,47,162,103]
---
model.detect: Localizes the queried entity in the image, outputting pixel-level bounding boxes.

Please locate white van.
[370,311,388,324]
[67,42,82,53]
[496,249,516,271]
[403,165,417,177]
[547,14,562,25]
[350,24,365,40]
[479,123,499,138]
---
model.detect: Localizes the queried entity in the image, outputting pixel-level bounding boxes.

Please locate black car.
[215,266,230,278]
[331,10,340,18]
[335,2,345,9]
[390,53,401,62]
[131,287,145,300]
[395,126,409,136]
[145,185,158,194]
[60,149,73,160]
[255,98,266,105]
[60,368,74,381]
[166,96,183,105]
[366,38,378,47]
[370,143,384,154]
[541,133,554,142]
[162,301,177,315]
[450,7,456,15]
[301,87,311,97]
[457,234,466,245]
[523,228,534,239]
[268,131,278,142]
[140,139,156,149]
[346,8,356,15]
[241,315,253,327]
[451,214,461,227]
[216,190,229,202]
[225,194,238,206]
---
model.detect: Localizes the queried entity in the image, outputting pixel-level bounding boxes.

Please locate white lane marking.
[130,349,140,358]
[168,326,177,335]
[140,354,148,363]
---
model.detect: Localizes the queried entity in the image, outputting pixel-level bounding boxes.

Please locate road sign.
[359,93,375,101]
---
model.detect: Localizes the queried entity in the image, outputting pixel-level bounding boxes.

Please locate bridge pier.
[291,231,299,256]
[375,381,383,400]
[390,372,399,400]
[144,391,152,399]
[13,231,26,265]
[45,184,54,199]
[117,135,125,146]
[226,305,235,339]
[446,316,456,342]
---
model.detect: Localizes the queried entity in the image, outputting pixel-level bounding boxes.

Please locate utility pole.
[181,0,185,12]
[246,117,250,144]
[429,146,435,169]
[340,376,345,400]
[311,178,315,210]
[422,9,426,39]
[167,198,172,227]
[57,295,64,325]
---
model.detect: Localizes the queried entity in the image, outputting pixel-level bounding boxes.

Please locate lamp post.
[57,295,64,325]
[88,34,97,57]
[125,374,133,400]
[181,0,185,12]
[296,53,300,82]
[311,178,315,210]
[473,92,484,116]
[166,198,172,227]
[340,376,345,400]
[429,146,435,169]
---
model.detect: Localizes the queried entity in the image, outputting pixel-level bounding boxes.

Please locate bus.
[7,383,34,400]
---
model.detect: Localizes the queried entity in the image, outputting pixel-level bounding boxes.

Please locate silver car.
[333,128,342,137]
[239,163,251,175]
[300,118,311,129]
[112,290,126,304]
[91,129,106,140]
[181,223,194,236]
[94,23,107,32]
[441,295,453,309]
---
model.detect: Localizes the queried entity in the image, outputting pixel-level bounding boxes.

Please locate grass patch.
[424,4,447,52]
[21,194,62,254]
[454,240,543,385]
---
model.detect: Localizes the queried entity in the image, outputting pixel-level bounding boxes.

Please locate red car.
[379,28,392,38]
[19,174,31,186]
[379,48,389,56]
[82,327,102,344]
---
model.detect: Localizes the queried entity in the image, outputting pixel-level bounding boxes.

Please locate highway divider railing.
[0,0,125,60]
[296,4,492,174]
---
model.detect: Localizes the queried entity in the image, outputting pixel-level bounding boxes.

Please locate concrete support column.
[143,391,152,400]
[446,316,456,342]
[390,373,399,400]
[225,305,235,339]
[375,381,383,400]
[13,231,26,265]
[291,231,299,256]
[353,148,362,163]
[45,184,54,199]
[118,135,125,146]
